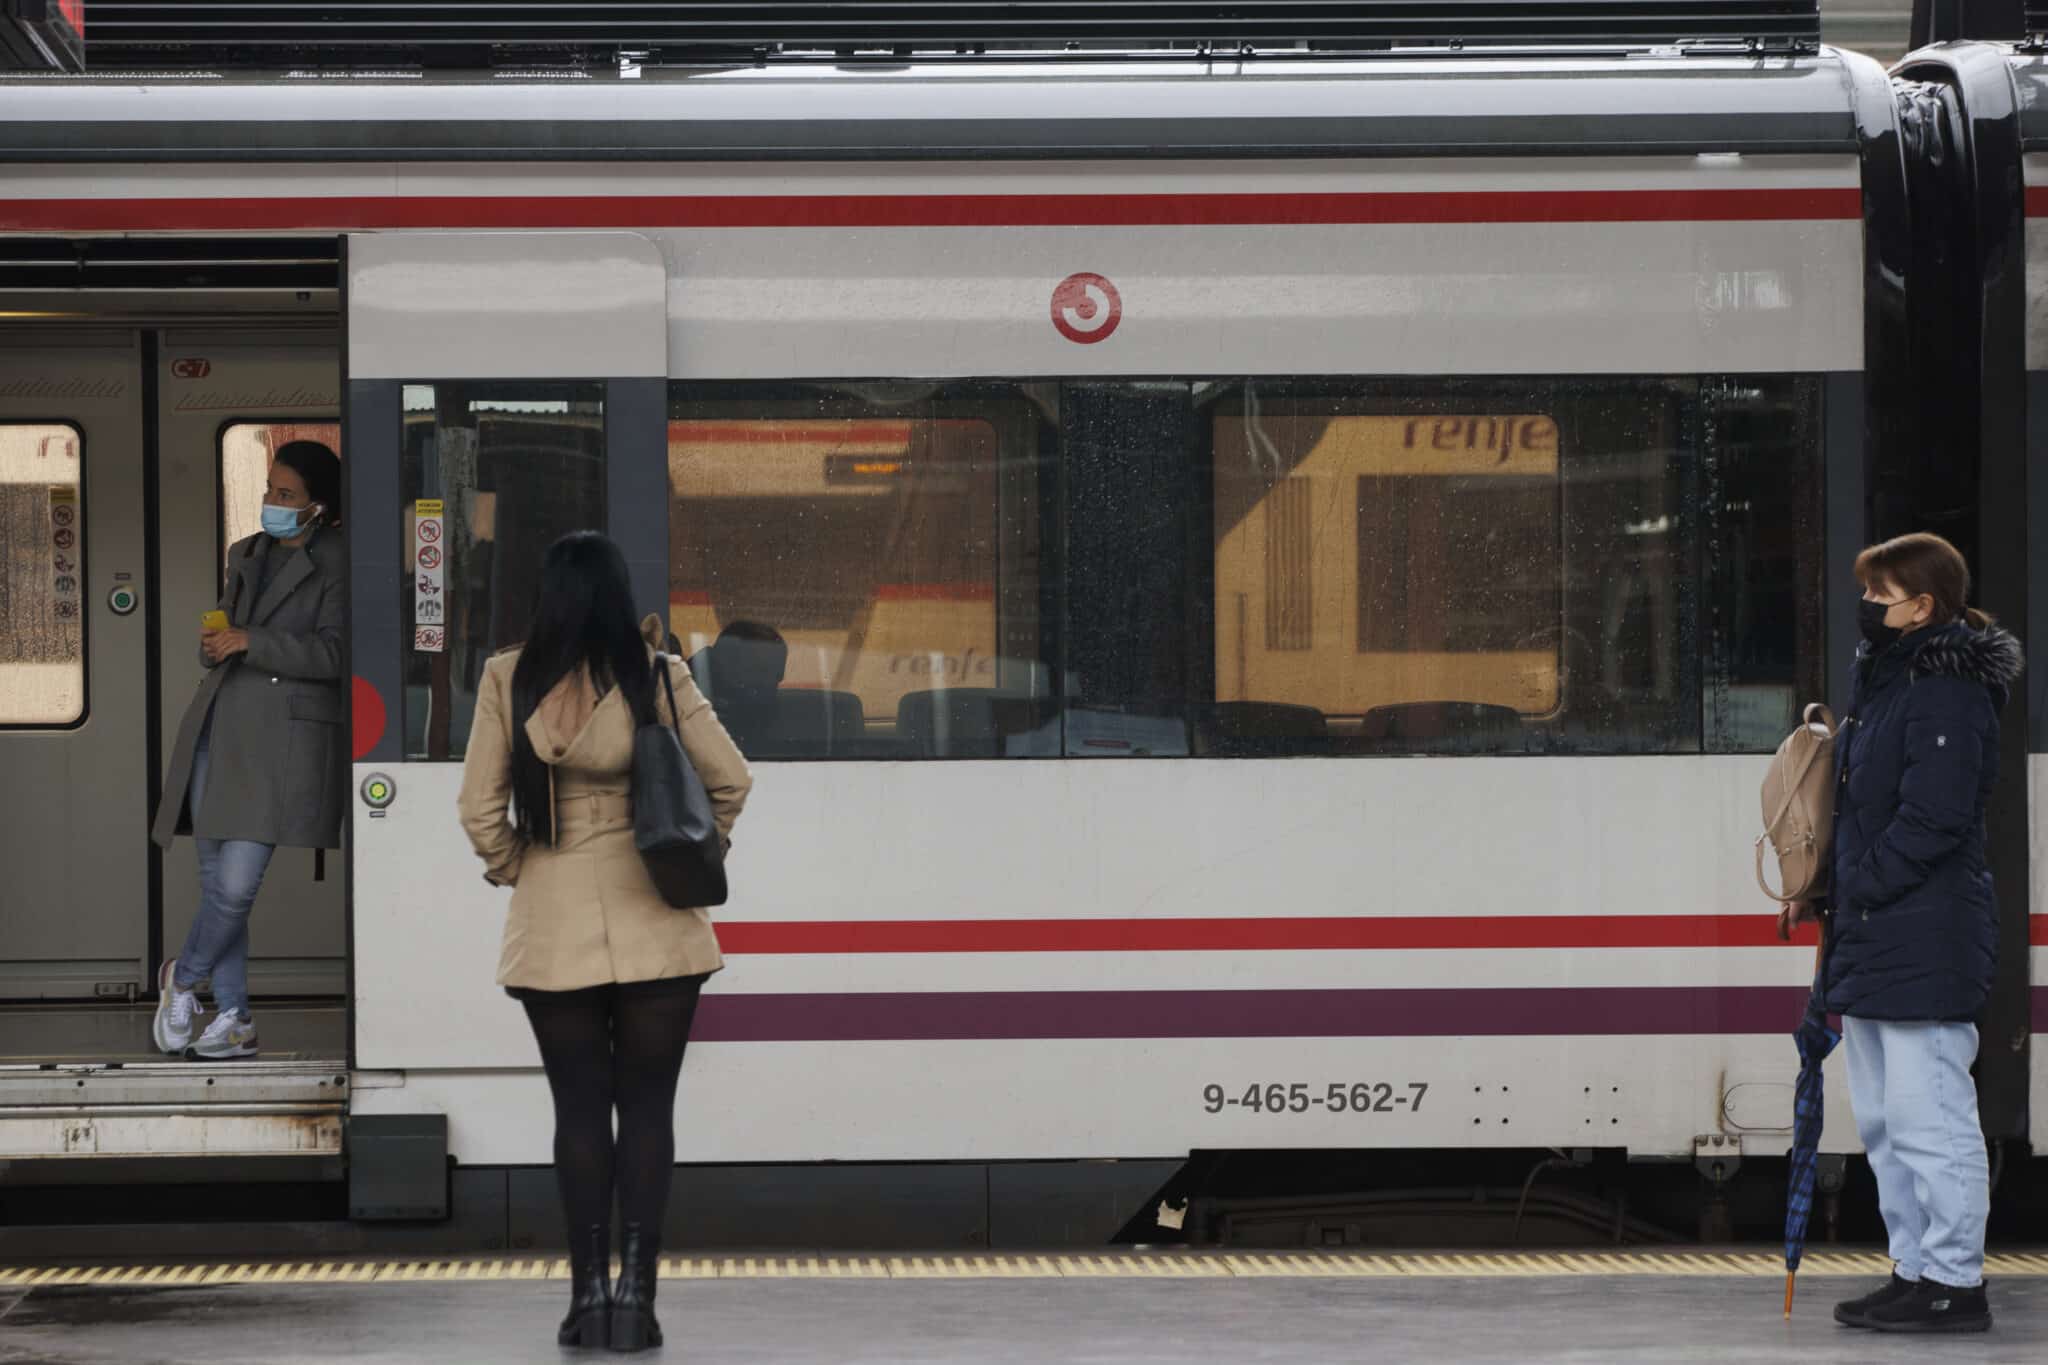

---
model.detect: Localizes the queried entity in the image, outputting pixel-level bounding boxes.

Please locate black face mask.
[1858,597,1903,650]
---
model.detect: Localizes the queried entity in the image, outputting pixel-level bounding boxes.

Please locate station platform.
[2,1250,2042,1363]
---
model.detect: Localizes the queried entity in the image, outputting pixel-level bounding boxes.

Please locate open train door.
[341,233,672,1079]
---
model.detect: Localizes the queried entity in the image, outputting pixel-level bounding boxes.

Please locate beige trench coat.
[457,619,752,993]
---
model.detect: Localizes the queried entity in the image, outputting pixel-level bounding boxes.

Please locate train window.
[0,423,85,727]
[1698,380,1826,752]
[399,383,606,759]
[666,383,1052,759]
[1179,379,1822,756]
[1189,381,1700,755]
[219,421,342,564]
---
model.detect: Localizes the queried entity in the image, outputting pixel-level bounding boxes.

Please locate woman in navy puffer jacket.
[1786,532,2021,1335]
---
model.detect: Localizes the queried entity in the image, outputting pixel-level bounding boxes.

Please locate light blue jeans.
[173,722,275,1019]
[1842,1015,1990,1288]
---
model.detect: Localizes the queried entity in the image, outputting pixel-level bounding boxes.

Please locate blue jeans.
[1842,1016,1990,1288]
[174,724,275,1018]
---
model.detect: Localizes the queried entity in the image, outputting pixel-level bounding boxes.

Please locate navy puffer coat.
[1823,620,2023,1021]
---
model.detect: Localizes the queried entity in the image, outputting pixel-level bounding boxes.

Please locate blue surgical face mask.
[261,503,314,539]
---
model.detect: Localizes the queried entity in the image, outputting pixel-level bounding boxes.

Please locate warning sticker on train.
[412,500,445,652]
[1051,273,1122,345]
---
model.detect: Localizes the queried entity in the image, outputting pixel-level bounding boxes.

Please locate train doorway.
[0,306,344,1063]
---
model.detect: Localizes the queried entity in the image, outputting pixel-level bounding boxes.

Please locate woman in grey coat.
[150,441,346,1059]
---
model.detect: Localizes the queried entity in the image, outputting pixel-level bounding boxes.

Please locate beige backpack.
[1755,704,1840,902]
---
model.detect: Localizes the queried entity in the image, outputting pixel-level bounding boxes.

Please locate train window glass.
[1195,381,1700,756]
[1699,380,1826,752]
[0,424,85,726]
[1058,383,1197,757]
[219,421,342,564]
[399,383,605,760]
[666,383,1052,760]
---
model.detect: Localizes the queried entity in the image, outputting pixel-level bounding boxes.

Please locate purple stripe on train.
[690,986,1824,1043]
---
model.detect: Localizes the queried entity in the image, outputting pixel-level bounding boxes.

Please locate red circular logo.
[1051,273,1122,345]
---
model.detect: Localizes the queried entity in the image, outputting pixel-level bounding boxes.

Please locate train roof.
[0,51,1874,161]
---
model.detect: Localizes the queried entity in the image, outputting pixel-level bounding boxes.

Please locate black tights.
[518,974,708,1234]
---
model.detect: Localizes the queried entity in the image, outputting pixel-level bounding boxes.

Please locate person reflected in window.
[689,620,787,754]
[151,440,345,1062]
[458,532,750,1353]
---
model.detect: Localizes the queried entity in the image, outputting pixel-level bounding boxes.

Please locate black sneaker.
[1834,1272,1917,1328]
[1864,1279,1991,1334]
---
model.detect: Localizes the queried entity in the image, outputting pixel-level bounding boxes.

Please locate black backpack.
[632,660,728,909]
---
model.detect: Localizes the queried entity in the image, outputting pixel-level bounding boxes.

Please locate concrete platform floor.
[0,1263,2041,1365]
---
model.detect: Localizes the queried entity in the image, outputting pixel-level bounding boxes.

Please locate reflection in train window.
[399,383,605,760]
[0,424,86,726]
[1198,380,1821,755]
[667,383,1051,760]
[219,421,342,564]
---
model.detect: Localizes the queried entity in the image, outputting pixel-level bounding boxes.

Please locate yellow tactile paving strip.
[3,1250,2047,1288]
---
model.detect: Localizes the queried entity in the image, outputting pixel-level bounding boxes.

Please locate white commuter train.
[0,13,2038,1241]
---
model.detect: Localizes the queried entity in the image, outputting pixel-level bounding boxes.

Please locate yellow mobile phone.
[201,610,229,631]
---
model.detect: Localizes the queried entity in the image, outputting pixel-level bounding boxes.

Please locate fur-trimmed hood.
[1908,622,2025,704]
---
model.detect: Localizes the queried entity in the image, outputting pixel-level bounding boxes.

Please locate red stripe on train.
[718,914,1826,954]
[0,187,1863,233]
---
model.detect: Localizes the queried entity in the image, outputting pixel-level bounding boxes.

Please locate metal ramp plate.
[0,1061,346,1159]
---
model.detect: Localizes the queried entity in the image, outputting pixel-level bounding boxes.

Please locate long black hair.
[509,531,656,846]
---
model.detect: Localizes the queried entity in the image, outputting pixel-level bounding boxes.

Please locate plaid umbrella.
[1783,944,1839,1317]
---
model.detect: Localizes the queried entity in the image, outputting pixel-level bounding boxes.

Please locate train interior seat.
[1189,701,1329,757]
[1356,700,1526,754]
[896,688,1057,758]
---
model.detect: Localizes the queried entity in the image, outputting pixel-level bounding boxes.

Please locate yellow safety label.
[2,1250,2046,1288]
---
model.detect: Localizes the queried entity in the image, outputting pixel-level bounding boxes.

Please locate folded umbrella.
[1783,929,1839,1317]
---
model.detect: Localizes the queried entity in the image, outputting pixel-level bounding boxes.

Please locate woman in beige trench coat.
[458,532,750,1354]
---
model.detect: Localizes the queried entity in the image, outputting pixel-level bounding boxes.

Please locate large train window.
[399,383,606,759]
[667,383,1052,759]
[1187,378,1822,756]
[219,421,342,565]
[0,423,85,727]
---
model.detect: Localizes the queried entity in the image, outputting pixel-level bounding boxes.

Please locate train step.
[0,1060,347,1160]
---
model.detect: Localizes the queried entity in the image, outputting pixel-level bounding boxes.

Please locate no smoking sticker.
[412,499,447,652]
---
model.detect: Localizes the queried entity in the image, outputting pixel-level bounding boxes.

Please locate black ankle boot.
[558,1223,612,1348]
[609,1222,662,1353]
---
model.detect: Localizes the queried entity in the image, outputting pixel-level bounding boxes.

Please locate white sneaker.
[188,1010,259,1060]
[152,959,204,1055]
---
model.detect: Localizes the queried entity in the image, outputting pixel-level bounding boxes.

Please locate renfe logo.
[1051,273,1122,344]
[171,358,211,379]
